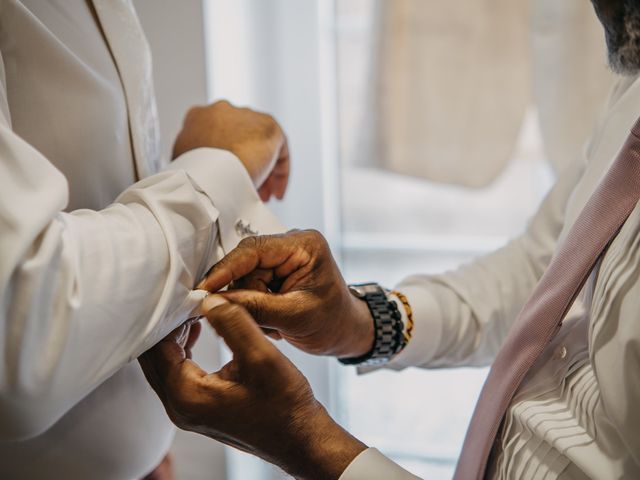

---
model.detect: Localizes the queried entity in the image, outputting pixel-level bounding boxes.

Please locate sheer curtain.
[354,0,614,186]
[335,1,615,477]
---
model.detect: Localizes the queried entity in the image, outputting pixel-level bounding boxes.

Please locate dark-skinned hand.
[198,230,375,359]
[139,296,366,480]
[173,100,290,202]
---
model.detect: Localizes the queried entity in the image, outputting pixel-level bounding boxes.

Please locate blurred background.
[134,0,613,478]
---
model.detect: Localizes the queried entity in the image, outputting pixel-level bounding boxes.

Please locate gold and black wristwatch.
[339,282,406,366]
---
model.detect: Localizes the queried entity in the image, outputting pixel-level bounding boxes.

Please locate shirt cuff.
[163,147,285,322]
[338,448,423,480]
[382,281,443,370]
[167,147,285,253]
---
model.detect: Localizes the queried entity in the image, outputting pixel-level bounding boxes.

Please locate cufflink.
[235,219,258,237]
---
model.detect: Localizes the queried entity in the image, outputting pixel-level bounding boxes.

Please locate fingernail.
[201,294,228,314]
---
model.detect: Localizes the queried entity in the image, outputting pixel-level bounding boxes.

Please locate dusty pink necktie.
[454,117,640,480]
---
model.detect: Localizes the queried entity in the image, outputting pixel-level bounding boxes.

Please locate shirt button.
[556,346,568,360]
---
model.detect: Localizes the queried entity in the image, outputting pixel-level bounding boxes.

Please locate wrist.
[226,146,260,186]
[334,294,375,359]
[337,284,408,366]
[284,402,367,480]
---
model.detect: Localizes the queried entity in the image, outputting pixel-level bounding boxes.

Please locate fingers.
[202,295,278,363]
[258,182,272,202]
[261,327,283,340]
[219,289,304,329]
[199,234,311,292]
[139,335,207,405]
[184,321,202,359]
[232,267,274,293]
[257,137,290,202]
[273,136,290,200]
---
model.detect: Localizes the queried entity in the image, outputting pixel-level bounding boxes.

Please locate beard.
[595,0,640,75]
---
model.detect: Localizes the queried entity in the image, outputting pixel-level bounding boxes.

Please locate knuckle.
[214,99,232,108]
[218,303,247,318]
[303,229,327,247]
[263,116,279,137]
[263,112,277,126]
[245,296,265,323]
[185,106,202,121]
[304,228,322,239]
[248,348,278,368]
[238,235,259,251]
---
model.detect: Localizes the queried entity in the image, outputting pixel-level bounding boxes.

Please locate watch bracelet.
[339,287,406,366]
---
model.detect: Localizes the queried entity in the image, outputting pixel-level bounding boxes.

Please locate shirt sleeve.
[383,157,586,370]
[0,91,281,440]
[338,448,423,480]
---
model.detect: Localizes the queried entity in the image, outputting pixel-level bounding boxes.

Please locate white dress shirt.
[0,1,281,478]
[340,75,640,479]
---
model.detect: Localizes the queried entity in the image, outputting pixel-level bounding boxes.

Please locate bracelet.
[391,290,414,346]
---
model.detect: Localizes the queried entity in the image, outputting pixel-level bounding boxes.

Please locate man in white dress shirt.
[0,1,288,478]
[142,0,640,479]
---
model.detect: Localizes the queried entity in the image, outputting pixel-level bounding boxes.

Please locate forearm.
[386,158,587,369]
[394,237,545,368]
[0,126,277,439]
[0,170,216,439]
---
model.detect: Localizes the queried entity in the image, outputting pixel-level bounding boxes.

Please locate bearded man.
[142,0,640,479]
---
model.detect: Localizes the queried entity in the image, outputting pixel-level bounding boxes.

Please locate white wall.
[135,0,209,159]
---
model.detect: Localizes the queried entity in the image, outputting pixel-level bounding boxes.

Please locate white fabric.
[0,1,282,478]
[338,448,421,480]
[360,0,530,187]
[359,0,614,185]
[342,75,640,478]
[531,0,616,173]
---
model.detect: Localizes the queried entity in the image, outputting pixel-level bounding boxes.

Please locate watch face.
[349,283,380,298]
[348,285,367,298]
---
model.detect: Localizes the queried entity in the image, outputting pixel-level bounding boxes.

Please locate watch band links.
[339,283,406,366]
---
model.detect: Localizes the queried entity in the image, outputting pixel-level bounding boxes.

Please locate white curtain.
[356,0,615,187]
[531,0,615,172]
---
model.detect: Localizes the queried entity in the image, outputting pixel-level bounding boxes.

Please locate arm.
[0,83,280,441]
[387,156,587,369]
[198,157,586,368]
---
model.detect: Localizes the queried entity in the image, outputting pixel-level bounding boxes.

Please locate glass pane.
[334,1,554,476]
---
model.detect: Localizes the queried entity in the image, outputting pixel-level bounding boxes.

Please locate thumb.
[139,333,206,402]
[219,289,307,329]
[202,294,277,361]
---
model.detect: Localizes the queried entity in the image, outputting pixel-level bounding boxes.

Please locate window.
[205,1,553,478]
[334,1,553,478]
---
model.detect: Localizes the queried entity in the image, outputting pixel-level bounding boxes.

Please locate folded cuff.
[167,147,285,256]
[339,448,423,480]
